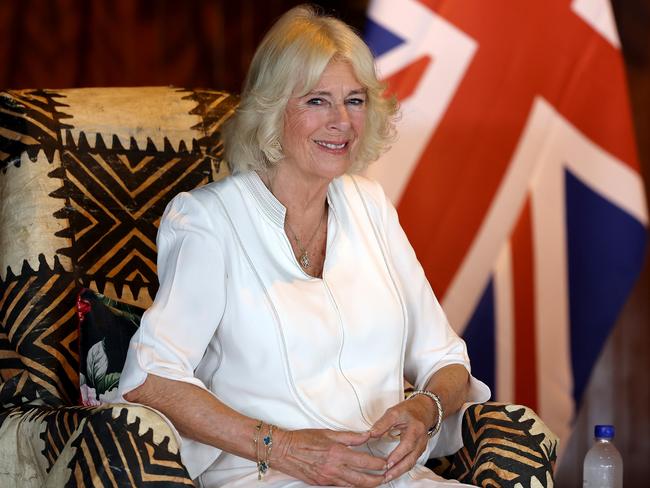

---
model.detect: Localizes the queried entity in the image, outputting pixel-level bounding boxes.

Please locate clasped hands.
[271,395,437,487]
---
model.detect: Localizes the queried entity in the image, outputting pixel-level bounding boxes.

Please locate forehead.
[308,60,364,93]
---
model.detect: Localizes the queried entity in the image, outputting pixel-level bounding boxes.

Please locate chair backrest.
[0,87,238,405]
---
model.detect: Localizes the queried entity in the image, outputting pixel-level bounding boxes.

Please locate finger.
[326,429,371,446]
[318,440,386,471]
[385,428,422,469]
[339,467,387,488]
[339,449,387,471]
[314,461,384,488]
[369,409,401,438]
[384,433,428,483]
[384,451,421,483]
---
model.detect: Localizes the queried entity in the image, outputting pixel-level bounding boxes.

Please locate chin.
[319,162,351,180]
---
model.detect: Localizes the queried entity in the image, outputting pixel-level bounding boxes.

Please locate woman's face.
[280,59,366,184]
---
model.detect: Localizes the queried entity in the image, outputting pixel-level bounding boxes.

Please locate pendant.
[299,252,311,269]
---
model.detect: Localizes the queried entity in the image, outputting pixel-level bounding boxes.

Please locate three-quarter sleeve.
[373,181,491,457]
[377,192,468,387]
[119,190,226,397]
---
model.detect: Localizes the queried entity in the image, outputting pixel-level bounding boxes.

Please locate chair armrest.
[427,402,559,487]
[0,403,193,487]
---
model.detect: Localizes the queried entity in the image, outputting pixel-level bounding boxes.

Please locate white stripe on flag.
[442,98,578,450]
[365,1,477,203]
[528,102,575,454]
[494,241,515,403]
[571,0,621,47]
[564,135,648,226]
[442,97,554,336]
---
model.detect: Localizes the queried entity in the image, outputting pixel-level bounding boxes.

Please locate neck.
[258,166,330,276]
[258,167,330,219]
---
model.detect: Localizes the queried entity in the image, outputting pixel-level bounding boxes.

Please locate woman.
[119,5,490,487]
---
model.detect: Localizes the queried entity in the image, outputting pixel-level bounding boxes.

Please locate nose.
[328,103,351,131]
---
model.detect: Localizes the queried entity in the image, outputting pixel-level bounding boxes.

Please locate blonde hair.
[222,4,397,173]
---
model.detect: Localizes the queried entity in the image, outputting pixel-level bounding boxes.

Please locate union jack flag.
[365,0,648,454]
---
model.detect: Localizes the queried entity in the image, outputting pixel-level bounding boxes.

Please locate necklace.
[285,209,326,269]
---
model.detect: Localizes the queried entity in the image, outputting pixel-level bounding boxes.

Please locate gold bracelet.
[262,424,274,476]
[254,421,274,480]
[408,390,443,437]
[253,420,265,480]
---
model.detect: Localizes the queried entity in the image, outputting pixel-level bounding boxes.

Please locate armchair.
[0,87,558,487]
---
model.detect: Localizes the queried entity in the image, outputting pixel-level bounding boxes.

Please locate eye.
[306,97,326,106]
[346,97,366,107]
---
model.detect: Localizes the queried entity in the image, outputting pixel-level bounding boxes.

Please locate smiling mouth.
[315,140,348,150]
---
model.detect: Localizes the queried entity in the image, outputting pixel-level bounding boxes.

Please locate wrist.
[268,426,291,465]
[408,390,443,437]
[252,421,277,479]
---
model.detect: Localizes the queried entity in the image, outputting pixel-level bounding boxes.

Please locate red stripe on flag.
[384,55,431,101]
[396,0,639,299]
[511,198,538,411]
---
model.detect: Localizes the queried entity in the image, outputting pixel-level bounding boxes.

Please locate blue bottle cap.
[595,425,615,439]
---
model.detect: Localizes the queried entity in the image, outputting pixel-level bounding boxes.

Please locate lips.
[314,140,348,150]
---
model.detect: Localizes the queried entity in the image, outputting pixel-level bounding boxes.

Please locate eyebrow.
[306,88,367,97]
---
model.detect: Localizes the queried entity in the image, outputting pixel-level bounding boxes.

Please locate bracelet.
[262,424,274,478]
[253,421,274,480]
[408,390,443,437]
[253,420,265,480]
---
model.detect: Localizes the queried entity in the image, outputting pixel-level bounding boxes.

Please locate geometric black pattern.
[1,87,238,408]
[0,89,72,170]
[427,403,558,487]
[0,404,193,486]
[0,255,76,406]
[186,89,240,175]
[54,141,211,303]
[66,407,193,486]
[51,90,239,305]
[1,86,238,486]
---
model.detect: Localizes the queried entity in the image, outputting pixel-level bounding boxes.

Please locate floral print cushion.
[76,288,143,406]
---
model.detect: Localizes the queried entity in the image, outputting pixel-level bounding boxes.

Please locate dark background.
[0,0,368,91]
[1,0,648,485]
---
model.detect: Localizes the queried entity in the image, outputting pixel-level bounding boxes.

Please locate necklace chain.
[285,209,326,269]
[264,174,327,270]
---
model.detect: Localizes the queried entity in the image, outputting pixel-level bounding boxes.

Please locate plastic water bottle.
[583,425,623,487]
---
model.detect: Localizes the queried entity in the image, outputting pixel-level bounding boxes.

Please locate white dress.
[119,171,490,487]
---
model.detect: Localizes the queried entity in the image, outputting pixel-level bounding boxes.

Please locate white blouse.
[119,171,490,486]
